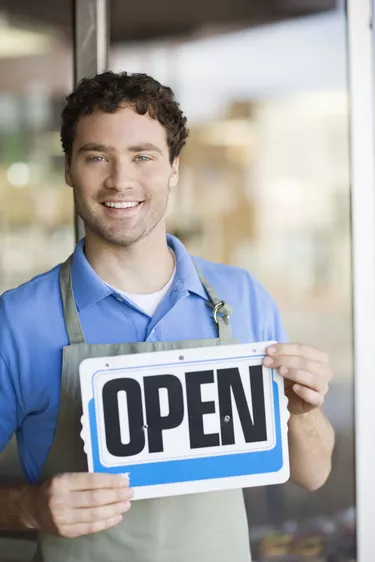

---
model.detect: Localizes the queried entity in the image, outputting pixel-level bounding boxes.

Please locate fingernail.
[264,357,273,366]
[280,366,289,375]
[268,347,276,355]
[294,384,301,391]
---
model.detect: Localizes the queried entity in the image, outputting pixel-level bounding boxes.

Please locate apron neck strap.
[59,256,86,345]
[193,263,233,340]
[59,256,233,345]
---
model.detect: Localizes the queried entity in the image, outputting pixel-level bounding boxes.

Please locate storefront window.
[0,12,74,294]
[0,12,73,559]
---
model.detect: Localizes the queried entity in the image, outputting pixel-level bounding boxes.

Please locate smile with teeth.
[103,201,140,209]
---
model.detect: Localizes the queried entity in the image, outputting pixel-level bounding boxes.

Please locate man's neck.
[84,229,175,295]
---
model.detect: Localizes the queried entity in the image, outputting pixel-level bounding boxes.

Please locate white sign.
[79,341,290,499]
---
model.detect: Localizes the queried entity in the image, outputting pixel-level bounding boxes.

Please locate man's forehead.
[73,107,168,148]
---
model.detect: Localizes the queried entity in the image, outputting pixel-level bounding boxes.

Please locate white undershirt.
[105,252,176,317]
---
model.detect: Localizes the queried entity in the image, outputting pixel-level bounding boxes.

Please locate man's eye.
[87,155,105,163]
[135,155,152,162]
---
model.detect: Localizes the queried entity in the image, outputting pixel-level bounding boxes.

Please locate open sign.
[79,342,290,499]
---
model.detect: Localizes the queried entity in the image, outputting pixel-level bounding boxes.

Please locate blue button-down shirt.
[0,235,286,484]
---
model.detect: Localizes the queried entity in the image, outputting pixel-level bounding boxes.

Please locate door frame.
[347,0,375,559]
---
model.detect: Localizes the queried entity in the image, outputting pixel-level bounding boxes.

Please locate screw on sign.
[101,365,268,457]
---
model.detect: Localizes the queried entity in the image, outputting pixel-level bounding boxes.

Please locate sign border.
[80,341,290,499]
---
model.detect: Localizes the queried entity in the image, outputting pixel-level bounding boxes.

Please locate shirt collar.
[71,234,207,312]
[167,234,207,300]
[71,239,112,311]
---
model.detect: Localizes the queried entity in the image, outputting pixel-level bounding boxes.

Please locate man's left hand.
[263,344,333,415]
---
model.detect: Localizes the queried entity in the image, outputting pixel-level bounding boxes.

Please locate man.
[0,71,334,562]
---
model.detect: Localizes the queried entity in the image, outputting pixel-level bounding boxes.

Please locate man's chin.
[92,227,148,248]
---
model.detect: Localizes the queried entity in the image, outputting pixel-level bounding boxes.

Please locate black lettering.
[185,370,220,449]
[217,365,267,445]
[102,378,145,457]
[144,375,184,453]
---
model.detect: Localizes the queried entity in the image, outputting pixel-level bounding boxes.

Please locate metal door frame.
[347,0,375,559]
[73,0,109,239]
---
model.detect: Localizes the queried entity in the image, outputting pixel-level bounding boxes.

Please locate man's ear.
[65,157,73,187]
[168,157,179,188]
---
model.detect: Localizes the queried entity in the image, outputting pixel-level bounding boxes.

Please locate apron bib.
[33,256,251,562]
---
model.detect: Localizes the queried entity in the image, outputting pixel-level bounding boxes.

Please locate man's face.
[66,105,179,247]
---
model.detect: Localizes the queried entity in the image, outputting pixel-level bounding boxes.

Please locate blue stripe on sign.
[88,378,284,486]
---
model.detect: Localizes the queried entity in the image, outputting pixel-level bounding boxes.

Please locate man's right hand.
[25,472,132,538]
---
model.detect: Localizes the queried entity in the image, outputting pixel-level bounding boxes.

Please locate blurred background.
[0,0,355,560]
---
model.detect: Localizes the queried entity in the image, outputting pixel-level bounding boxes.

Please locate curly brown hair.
[61,71,189,164]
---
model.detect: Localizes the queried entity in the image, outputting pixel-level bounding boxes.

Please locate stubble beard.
[74,190,170,249]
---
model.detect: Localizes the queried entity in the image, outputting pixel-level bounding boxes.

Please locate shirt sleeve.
[0,351,18,452]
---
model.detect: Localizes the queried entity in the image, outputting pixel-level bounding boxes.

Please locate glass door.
[109,2,355,560]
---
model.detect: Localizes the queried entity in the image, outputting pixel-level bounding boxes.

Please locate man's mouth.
[102,201,141,209]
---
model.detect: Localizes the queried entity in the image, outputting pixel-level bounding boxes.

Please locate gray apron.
[33,256,251,562]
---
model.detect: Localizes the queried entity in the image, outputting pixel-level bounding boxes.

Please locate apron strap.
[193,264,233,340]
[59,256,86,345]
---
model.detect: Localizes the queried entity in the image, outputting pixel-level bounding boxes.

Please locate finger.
[60,473,129,492]
[72,501,131,524]
[292,384,325,407]
[266,343,329,364]
[60,514,123,538]
[70,487,133,508]
[278,368,329,394]
[263,356,332,382]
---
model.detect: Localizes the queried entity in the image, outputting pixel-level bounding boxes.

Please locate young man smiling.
[0,71,334,562]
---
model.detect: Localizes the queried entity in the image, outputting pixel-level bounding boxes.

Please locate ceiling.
[0,0,337,43]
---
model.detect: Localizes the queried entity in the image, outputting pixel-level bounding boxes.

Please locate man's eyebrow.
[77,143,114,154]
[77,143,164,155]
[128,143,164,155]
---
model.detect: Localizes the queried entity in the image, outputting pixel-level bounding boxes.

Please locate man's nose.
[105,160,136,191]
